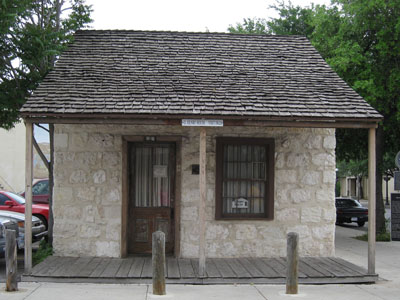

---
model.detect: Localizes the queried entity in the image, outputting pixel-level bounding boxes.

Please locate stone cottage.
[20,30,381,267]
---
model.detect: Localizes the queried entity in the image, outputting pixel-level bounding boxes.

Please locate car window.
[0,194,9,205]
[336,199,361,208]
[32,180,49,195]
[4,192,25,204]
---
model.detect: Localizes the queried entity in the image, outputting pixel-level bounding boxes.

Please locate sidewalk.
[2,226,400,300]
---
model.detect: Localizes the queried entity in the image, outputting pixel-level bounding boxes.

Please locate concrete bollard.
[152,231,166,295]
[286,232,298,294]
[5,229,18,292]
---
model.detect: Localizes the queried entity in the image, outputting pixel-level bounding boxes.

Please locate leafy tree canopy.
[228,0,400,166]
[0,0,92,129]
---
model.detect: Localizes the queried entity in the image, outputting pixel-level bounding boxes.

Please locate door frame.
[121,135,182,258]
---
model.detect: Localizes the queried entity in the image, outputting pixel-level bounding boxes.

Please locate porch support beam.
[368,127,376,274]
[24,121,33,272]
[198,127,207,277]
[33,135,50,171]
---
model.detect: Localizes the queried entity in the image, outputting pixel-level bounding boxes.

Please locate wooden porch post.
[368,127,376,274]
[198,127,206,277]
[25,121,33,272]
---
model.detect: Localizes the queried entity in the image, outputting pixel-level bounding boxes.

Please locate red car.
[21,178,50,204]
[0,191,49,229]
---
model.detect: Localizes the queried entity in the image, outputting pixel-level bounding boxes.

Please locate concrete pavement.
[1,225,400,300]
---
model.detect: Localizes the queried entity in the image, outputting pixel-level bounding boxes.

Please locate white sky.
[85,0,331,32]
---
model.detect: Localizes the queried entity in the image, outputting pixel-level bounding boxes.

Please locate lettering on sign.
[182,119,223,127]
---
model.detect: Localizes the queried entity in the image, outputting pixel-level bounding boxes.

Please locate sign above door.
[181,119,223,127]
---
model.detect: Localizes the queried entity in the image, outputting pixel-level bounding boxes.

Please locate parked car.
[21,178,50,204]
[0,211,47,242]
[0,216,22,257]
[0,191,49,229]
[335,197,368,227]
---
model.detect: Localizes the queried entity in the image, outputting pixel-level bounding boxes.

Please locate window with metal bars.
[215,137,274,219]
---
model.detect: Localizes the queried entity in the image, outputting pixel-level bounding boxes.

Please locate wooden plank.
[178,258,196,278]
[78,257,102,277]
[205,259,222,278]
[167,257,180,279]
[22,115,380,129]
[248,258,280,277]
[198,127,207,277]
[302,257,335,277]
[115,258,134,278]
[51,257,78,277]
[238,258,264,278]
[191,259,199,277]
[32,256,58,274]
[331,257,368,275]
[213,258,236,278]
[298,260,325,278]
[312,258,352,277]
[89,258,112,278]
[262,258,286,277]
[100,258,123,278]
[368,127,376,275]
[62,257,93,277]
[141,257,152,278]
[128,257,145,278]
[225,259,251,278]
[24,122,33,273]
[326,258,365,276]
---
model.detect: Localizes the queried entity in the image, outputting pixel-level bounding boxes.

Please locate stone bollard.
[5,229,18,292]
[152,231,166,295]
[286,232,298,295]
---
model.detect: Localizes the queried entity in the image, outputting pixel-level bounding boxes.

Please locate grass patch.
[33,240,53,265]
[354,232,391,242]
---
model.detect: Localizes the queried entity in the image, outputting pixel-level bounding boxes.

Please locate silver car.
[0,211,47,242]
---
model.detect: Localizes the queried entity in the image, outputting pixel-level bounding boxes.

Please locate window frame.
[215,137,275,220]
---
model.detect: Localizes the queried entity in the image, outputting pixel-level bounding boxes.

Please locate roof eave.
[20,112,382,129]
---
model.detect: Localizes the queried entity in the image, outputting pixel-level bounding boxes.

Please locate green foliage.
[228,18,269,34]
[0,0,92,129]
[228,1,316,36]
[355,232,391,242]
[33,239,53,265]
[228,0,400,169]
[337,159,368,179]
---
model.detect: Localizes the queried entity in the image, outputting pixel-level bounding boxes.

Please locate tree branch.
[35,123,49,132]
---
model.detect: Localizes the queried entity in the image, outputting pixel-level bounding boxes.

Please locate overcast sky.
[85,0,331,32]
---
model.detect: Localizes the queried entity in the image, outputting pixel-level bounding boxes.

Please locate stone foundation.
[53,124,336,258]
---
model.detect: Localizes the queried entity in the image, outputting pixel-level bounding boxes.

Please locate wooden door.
[128,142,175,254]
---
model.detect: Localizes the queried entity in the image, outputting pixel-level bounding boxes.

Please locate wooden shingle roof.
[21,30,382,125]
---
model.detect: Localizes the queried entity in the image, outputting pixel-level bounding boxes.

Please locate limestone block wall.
[53,124,336,258]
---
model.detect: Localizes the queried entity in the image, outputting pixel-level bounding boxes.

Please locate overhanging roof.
[20,30,383,127]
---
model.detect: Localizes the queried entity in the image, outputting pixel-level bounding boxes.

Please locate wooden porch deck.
[23,256,378,284]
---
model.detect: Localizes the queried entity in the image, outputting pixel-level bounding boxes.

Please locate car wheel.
[34,214,48,230]
[357,221,365,227]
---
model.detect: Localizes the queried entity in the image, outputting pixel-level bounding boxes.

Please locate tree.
[0,0,92,129]
[337,159,368,200]
[1,0,92,246]
[228,1,315,37]
[229,0,400,234]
